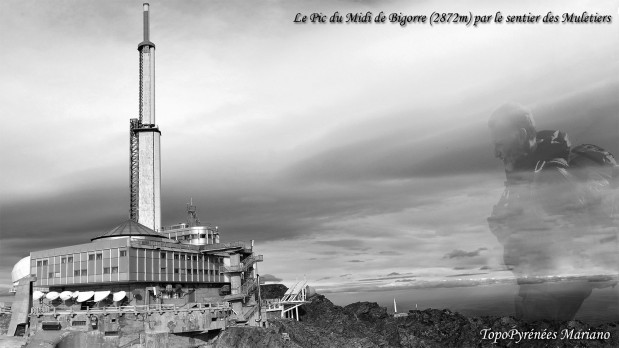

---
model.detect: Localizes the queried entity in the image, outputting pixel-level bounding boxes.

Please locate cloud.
[260,274,283,282]
[444,248,488,259]
[315,239,367,249]
[1,0,617,298]
[378,251,403,256]
[348,260,364,263]
[446,273,488,278]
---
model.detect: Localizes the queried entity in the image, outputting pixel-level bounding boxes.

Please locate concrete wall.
[7,275,35,336]
[138,130,161,232]
[30,308,228,338]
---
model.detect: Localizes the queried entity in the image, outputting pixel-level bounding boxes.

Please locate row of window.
[47,268,223,278]
[36,250,128,267]
[46,268,119,278]
[159,253,222,263]
[48,267,221,278]
[167,268,220,276]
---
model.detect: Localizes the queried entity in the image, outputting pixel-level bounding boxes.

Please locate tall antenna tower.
[129,3,162,231]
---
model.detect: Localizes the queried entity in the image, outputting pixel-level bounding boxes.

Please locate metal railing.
[200,241,250,252]
[30,302,230,317]
[222,254,264,273]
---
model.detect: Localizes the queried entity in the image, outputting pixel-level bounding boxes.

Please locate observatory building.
[7,4,271,339]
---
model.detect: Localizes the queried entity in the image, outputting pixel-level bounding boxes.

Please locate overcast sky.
[1,0,618,296]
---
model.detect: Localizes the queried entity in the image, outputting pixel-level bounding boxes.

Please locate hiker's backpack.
[533,130,618,221]
[568,144,618,221]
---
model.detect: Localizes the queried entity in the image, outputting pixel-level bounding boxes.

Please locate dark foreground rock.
[214,294,619,348]
[261,284,289,300]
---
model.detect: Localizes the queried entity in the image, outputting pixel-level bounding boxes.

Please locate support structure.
[264,280,310,321]
[129,3,161,231]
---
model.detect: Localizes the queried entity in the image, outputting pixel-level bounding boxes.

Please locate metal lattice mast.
[129,118,140,221]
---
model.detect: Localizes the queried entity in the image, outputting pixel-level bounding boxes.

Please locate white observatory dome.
[11,256,31,283]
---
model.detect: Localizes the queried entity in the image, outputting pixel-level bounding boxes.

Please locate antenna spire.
[138,3,155,50]
[143,3,150,42]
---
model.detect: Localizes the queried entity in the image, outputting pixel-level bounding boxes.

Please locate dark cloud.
[444,248,487,259]
[599,235,617,244]
[348,260,364,263]
[446,273,488,278]
[479,266,491,270]
[315,239,366,249]
[340,274,352,277]
[320,277,516,293]
[282,82,619,186]
[260,274,283,282]
[395,278,415,283]
[358,273,416,282]
[378,251,403,256]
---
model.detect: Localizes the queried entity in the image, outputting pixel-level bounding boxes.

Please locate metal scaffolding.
[129,118,140,221]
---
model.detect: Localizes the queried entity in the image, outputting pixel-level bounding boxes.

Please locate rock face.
[212,294,619,348]
[260,284,289,300]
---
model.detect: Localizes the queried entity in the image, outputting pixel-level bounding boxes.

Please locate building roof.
[91,219,168,241]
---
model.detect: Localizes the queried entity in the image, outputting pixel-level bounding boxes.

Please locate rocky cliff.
[212,291,619,348]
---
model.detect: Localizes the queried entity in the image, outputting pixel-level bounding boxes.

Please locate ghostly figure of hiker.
[487,102,618,322]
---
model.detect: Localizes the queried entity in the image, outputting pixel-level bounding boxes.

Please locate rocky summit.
[211,292,619,348]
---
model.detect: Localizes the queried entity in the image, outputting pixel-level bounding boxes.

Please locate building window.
[215,270,219,276]
[174,268,179,274]
[120,250,127,257]
[61,258,66,264]
[68,256,74,263]
[161,267,166,273]
[180,255,186,261]
[74,270,80,276]
[37,261,42,267]
[96,253,102,260]
[48,272,53,278]
[174,254,179,260]
[81,269,87,276]
[88,254,95,261]
[104,267,110,274]
[42,260,48,266]
[200,234,206,238]
[111,267,118,274]
[180,269,186,275]
[160,252,166,259]
[192,255,197,261]
[193,269,198,275]
[209,270,213,276]
[54,272,60,278]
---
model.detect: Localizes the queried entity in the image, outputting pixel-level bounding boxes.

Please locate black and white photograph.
[1,0,618,347]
